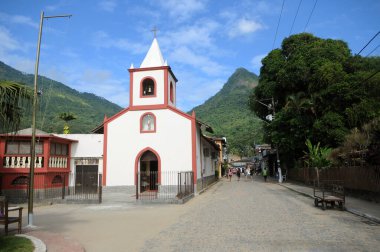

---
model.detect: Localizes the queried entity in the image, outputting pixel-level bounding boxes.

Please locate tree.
[249,33,380,168]
[0,80,32,133]
[304,139,332,185]
[59,112,77,134]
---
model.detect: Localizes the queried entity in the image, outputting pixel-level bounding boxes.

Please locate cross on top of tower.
[151,26,158,38]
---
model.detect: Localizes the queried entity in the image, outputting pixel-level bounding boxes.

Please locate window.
[50,143,68,156]
[52,175,63,184]
[142,78,155,96]
[141,113,156,133]
[170,82,174,103]
[6,141,43,155]
[11,176,28,185]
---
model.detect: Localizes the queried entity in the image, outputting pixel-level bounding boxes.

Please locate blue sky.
[1,0,379,112]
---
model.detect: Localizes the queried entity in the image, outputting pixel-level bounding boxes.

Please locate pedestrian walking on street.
[228,168,232,182]
[237,168,241,181]
[262,167,268,182]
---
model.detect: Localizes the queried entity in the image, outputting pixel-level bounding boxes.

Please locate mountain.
[190,68,264,156]
[0,61,122,133]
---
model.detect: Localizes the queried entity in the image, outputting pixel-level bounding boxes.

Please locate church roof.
[140,38,165,68]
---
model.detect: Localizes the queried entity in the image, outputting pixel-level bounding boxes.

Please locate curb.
[345,208,380,224]
[279,183,314,199]
[16,234,47,252]
[279,183,380,224]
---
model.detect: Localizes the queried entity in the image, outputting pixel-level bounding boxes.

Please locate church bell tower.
[128,38,178,110]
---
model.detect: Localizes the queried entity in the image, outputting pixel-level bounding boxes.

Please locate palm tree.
[0,80,32,133]
[59,112,76,134]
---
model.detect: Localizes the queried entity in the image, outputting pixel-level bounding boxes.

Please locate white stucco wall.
[106,109,193,186]
[133,70,165,106]
[56,134,104,187]
[57,134,103,158]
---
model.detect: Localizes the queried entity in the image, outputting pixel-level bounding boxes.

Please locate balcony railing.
[49,156,68,168]
[3,156,44,169]
[2,155,68,169]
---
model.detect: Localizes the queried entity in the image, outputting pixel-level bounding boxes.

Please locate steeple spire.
[140,38,165,68]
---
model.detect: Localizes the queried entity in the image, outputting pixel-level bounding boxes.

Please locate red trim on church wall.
[103,122,108,186]
[139,76,157,98]
[164,68,168,106]
[134,147,162,185]
[129,71,134,107]
[191,112,197,184]
[140,112,157,133]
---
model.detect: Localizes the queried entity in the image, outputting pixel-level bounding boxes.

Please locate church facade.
[99,38,221,195]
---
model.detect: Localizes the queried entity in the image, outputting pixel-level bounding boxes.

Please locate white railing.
[3,156,43,168]
[48,156,68,168]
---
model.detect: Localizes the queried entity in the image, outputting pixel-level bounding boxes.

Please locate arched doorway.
[139,150,158,192]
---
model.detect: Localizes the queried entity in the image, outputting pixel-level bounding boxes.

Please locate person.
[246,166,250,180]
[262,167,268,182]
[237,168,241,181]
[228,168,232,182]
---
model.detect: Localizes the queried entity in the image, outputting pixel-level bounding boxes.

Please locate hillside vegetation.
[191,68,264,156]
[0,61,122,133]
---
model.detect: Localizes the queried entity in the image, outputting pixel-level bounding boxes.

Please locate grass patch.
[0,235,34,252]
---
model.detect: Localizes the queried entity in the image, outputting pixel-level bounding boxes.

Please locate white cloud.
[228,18,264,38]
[157,0,206,22]
[78,69,129,106]
[0,26,35,73]
[162,20,219,50]
[176,70,225,111]
[0,12,38,29]
[250,54,266,73]
[91,30,146,54]
[0,26,21,51]
[98,0,118,12]
[169,46,226,76]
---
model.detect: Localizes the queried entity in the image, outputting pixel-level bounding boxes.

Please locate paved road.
[28,176,380,251]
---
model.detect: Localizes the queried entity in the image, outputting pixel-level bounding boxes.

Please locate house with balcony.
[0,128,76,200]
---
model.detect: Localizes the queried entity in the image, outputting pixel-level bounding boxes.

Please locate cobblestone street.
[26,176,380,251]
[142,177,380,251]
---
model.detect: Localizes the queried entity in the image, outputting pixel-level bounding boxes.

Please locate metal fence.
[0,172,102,204]
[136,171,194,202]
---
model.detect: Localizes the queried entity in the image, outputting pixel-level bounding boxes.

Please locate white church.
[93,37,223,197]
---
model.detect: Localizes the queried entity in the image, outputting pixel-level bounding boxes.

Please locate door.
[75,165,98,194]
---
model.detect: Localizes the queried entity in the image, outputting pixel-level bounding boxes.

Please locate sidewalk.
[278,180,380,224]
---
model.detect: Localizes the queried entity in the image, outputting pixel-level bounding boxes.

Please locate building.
[93,38,221,196]
[0,128,76,200]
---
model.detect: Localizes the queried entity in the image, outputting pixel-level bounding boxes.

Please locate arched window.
[142,78,155,96]
[140,113,156,133]
[11,176,28,185]
[170,82,174,103]
[52,175,63,184]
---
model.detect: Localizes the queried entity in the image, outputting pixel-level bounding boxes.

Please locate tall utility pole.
[28,11,72,227]
[271,97,282,183]
[253,98,282,183]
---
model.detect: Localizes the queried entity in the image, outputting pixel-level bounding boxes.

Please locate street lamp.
[253,98,283,183]
[28,11,72,227]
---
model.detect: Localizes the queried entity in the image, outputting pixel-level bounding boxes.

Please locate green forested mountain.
[0,61,122,133]
[191,68,264,156]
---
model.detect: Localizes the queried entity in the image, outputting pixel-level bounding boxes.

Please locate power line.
[289,0,303,36]
[363,69,380,84]
[304,0,318,32]
[357,31,380,55]
[366,44,380,57]
[272,0,285,50]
